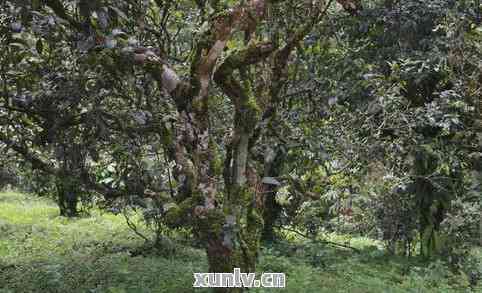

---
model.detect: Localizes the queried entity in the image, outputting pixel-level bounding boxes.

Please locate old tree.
[0,0,364,282]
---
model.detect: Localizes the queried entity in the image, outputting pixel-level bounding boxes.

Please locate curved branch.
[214,42,276,104]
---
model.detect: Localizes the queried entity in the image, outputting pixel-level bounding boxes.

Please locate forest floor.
[0,191,480,293]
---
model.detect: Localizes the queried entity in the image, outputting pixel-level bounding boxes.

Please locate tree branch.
[276,225,361,252]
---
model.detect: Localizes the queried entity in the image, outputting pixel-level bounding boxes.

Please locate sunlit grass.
[0,191,479,293]
[0,191,208,293]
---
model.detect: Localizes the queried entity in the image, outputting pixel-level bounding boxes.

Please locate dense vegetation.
[0,0,480,292]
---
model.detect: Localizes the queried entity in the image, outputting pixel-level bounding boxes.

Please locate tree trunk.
[193,186,262,293]
[56,179,78,217]
[205,236,257,293]
[261,189,281,243]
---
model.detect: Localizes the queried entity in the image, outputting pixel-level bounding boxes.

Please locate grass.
[0,191,207,293]
[0,191,480,293]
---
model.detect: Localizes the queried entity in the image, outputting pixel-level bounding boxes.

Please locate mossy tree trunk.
[182,4,328,289]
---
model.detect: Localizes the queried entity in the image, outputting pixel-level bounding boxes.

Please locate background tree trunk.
[56,178,78,217]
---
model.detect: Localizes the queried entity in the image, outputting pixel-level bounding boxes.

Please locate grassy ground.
[0,191,480,293]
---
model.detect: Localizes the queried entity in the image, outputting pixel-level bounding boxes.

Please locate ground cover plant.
[1,191,480,292]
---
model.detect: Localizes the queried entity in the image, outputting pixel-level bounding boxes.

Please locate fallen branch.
[276,225,361,253]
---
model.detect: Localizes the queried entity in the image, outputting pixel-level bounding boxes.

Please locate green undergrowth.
[0,191,480,293]
[0,191,208,293]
